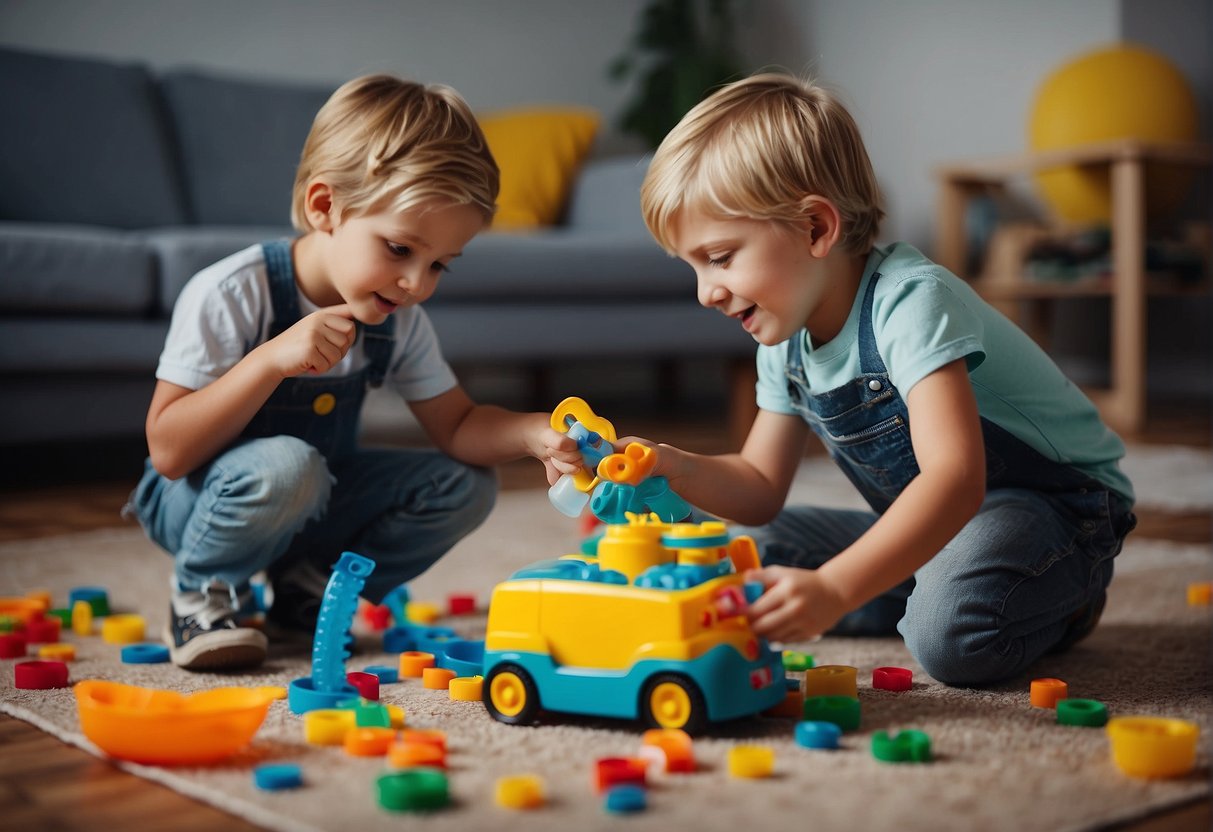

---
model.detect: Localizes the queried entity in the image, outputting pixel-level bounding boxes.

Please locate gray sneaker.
[165,581,268,671]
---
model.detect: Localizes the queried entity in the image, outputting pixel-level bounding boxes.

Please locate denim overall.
[132,240,497,602]
[748,270,1135,685]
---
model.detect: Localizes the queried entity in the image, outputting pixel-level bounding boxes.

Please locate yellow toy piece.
[100,614,146,645]
[728,745,775,778]
[448,675,483,701]
[70,600,93,636]
[804,665,859,699]
[75,680,284,764]
[495,774,546,809]
[304,709,358,745]
[1106,716,1199,778]
[550,396,617,493]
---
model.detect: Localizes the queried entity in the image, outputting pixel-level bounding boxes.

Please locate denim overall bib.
[242,240,395,461]
[773,270,1134,680]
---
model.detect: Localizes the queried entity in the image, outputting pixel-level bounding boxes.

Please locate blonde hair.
[291,75,499,231]
[641,73,884,255]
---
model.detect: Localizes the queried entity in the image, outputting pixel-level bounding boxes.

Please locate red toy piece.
[593,757,648,793]
[346,671,380,701]
[362,604,393,631]
[14,659,69,689]
[447,594,476,616]
[872,666,913,692]
[0,633,28,659]
[23,616,62,644]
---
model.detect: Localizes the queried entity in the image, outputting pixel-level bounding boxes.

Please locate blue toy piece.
[288,551,375,714]
[254,763,304,790]
[549,421,615,517]
[382,584,410,626]
[363,664,400,684]
[795,720,843,750]
[120,643,170,664]
[604,784,647,814]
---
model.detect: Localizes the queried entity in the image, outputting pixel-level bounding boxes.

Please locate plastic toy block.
[338,698,392,728]
[447,593,476,615]
[1057,699,1109,727]
[802,695,862,731]
[782,651,815,672]
[422,667,457,690]
[399,651,436,677]
[346,671,380,701]
[1107,716,1199,778]
[47,608,72,627]
[795,720,842,750]
[593,757,648,793]
[389,741,446,769]
[101,614,146,645]
[448,676,483,702]
[0,633,27,658]
[15,659,69,689]
[26,590,52,609]
[38,643,76,662]
[728,745,775,778]
[1187,582,1212,605]
[0,615,18,633]
[639,728,695,773]
[383,584,411,626]
[24,616,61,644]
[804,665,858,698]
[254,763,304,791]
[361,603,392,631]
[1030,677,1069,708]
[872,666,913,692]
[400,728,447,750]
[382,626,418,654]
[68,587,109,617]
[74,681,284,765]
[405,602,440,625]
[303,709,357,745]
[871,730,932,763]
[363,664,399,684]
[387,704,407,729]
[344,726,395,757]
[377,769,450,812]
[70,601,93,636]
[763,689,805,718]
[120,643,170,664]
[495,774,546,809]
[604,784,647,814]
[0,597,48,623]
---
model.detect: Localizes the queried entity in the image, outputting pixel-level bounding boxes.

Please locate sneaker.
[165,581,268,671]
[266,561,331,637]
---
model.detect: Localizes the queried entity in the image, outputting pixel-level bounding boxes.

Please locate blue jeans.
[131,435,497,602]
[738,485,1132,687]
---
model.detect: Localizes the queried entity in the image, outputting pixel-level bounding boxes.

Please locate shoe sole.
[163,624,268,671]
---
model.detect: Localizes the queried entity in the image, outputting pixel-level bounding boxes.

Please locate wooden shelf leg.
[1108,156,1147,436]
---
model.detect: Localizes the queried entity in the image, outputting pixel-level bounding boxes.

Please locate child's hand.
[529,425,584,486]
[744,566,849,643]
[260,304,357,378]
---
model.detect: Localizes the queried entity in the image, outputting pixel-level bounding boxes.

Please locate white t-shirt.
[755,243,1134,502]
[156,243,457,402]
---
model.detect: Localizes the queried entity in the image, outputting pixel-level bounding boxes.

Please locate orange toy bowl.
[75,679,284,765]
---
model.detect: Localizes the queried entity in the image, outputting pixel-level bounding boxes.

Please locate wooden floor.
[1,397,1209,831]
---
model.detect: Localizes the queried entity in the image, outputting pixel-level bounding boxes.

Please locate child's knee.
[899,602,1018,687]
[442,462,498,528]
[212,436,332,526]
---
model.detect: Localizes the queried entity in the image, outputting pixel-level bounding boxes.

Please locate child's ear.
[798,195,843,257]
[304,180,337,233]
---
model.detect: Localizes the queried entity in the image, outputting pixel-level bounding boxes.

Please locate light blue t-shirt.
[756,243,1134,502]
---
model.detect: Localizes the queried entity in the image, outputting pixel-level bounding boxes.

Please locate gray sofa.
[0,46,753,448]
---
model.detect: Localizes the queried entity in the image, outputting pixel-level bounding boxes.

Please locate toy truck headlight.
[712,585,748,620]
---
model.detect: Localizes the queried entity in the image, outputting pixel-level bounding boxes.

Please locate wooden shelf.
[935,139,1212,436]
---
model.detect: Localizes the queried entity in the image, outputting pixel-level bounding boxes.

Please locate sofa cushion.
[143,226,294,313]
[434,230,694,301]
[0,319,168,374]
[0,47,188,228]
[160,71,333,226]
[565,155,653,236]
[0,224,158,315]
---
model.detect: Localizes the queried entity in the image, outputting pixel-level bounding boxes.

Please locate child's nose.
[697,276,728,308]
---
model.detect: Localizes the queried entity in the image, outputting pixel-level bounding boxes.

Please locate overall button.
[867,379,882,391]
[313,393,337,416]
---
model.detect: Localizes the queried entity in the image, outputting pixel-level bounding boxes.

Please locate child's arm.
[145,305,357,479]
[746,358,987,642]
[408,387,581,483]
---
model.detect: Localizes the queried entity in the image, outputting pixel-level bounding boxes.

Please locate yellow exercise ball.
[1029,43,1198,224]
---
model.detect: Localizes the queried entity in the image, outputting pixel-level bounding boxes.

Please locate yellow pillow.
[479,107,600,229]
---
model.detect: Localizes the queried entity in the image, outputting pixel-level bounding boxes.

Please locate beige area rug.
[1,447,1211,832]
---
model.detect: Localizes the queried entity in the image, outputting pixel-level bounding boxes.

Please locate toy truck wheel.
[640,673,707,735]
[484,664,541,725]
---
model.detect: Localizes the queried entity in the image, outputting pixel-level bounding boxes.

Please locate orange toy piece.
[763,689,806,719]
[1106,716,1200,778]
[1030,677,1069,708]
[400,728,447,750]
[1187,582,1212,606]
[0,597,49,624]
[639,728,696,773]
[389,740,446,769]
[422,667,457,690]
[597,443,657,486]
[38,643,76,661]
[804,665,858,699]
[449,676,483,701]
[399,651,436,677]
[75,680,284,765]
[344,727,396,757]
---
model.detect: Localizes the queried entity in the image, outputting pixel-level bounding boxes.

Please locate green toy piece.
[802,695,861,731]
[782,651,815,672]
[1057,698,1109,727]
[377,768,450,811]
[871,730,932,763]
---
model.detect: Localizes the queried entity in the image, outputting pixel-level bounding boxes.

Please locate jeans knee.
[211,436,332,529]
[451,464,497,528]
[899,604,1015,687]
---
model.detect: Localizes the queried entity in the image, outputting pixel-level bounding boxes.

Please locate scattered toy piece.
[802,695,861,731]
[1057,699,1109,727]
[871,730,932,763]
[795,720,842,750]
[120,643,170,664]
[377,769,450,812]
[254,763,304,791]
[604,784,647,814]
[728,745,775,778]
[495,774,546,809]
[872,666,913,692]
[1030,677,1069,708]
[1107,716,1199,778]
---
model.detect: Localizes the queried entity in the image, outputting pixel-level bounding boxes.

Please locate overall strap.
[857,271,888,376]
[361,320,395,389]
[261,240,302,337]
